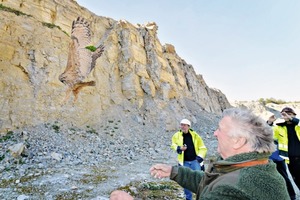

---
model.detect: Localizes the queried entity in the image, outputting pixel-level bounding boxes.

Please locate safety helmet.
[180,119,191,126]
[281,107,296,115]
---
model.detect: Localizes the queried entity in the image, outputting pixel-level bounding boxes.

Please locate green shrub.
[0,131,14,142]
[85,46,97,52]
[52,124,60,133]
[41,22,69,36]
[258,98,287,105]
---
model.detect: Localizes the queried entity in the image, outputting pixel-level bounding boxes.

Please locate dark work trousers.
[288,156,300,190]
[274,160,296,200]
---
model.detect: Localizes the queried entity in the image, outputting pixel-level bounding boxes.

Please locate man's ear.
[232,137,247,150]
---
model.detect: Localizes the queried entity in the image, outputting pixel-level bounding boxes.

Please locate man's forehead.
[220,116,231,123]
[219,117,232,129]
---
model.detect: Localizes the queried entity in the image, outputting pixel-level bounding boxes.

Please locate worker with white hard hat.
[171,118,207,200]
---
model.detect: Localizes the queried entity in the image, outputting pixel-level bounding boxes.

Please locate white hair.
[222,107,275,153]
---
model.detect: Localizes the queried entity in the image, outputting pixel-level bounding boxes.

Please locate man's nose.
[213,131,218,137]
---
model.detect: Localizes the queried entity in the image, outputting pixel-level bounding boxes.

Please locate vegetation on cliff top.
[258,98,300,105]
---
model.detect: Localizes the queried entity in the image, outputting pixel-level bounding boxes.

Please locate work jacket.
[170,152,289,200]
[171,129,207,165]
[273,117,300,163]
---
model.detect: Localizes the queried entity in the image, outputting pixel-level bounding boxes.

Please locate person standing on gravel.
[110,108,289,200]
[267,107,300,192]
[269,141,296,200]
[170,118,207,200]
[149,108,289,199]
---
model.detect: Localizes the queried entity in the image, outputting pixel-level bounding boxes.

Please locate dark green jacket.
[170,152,289,200]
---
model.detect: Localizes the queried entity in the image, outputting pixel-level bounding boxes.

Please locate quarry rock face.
[0,0,231,132]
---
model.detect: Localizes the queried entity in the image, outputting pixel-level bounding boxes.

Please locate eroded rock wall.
[0,0,231,132]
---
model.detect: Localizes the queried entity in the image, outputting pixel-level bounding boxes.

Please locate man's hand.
[267,115,276,124]
[181,144,187,151]
[281,112,293,121]
[150,164,172,179]
[110,190,134,200]
[177,144,187,154]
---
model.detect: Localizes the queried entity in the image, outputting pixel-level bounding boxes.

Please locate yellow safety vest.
[273,125,300,163]
[171,129,207,165]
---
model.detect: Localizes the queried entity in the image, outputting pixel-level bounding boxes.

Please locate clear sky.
[77,0,300,102]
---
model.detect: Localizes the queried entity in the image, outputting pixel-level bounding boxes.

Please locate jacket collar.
[210,152,271,173]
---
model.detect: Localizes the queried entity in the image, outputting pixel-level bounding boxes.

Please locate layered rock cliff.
[0,0,231,132]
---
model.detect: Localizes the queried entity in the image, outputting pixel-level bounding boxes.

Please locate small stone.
[71,186,78,190]
[17,194,29,200]
[50,152,63,161]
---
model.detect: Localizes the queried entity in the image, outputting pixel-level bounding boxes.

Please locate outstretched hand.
[267,115,276,124]
[150,164,172,179]
[110,190,133,200]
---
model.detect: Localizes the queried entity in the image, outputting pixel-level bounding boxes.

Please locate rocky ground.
[0,110,219,200]
[1,101,300,200]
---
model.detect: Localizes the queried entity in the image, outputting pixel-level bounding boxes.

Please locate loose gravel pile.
[0,112,219,200]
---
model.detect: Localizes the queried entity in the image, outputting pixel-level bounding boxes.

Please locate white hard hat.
[180,119,191,126]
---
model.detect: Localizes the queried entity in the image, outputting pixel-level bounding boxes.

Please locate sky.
[77,0,300,102]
